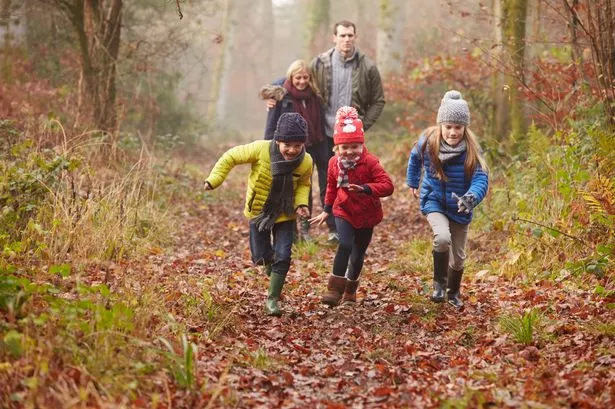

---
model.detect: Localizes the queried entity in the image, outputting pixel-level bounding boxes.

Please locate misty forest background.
[0,0,613,408]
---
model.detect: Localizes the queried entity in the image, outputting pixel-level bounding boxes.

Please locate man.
[268,20,386,244]
[310,20,385,140]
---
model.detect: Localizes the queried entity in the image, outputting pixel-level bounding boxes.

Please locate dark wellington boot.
[342,279,360,303]
[431,251,449,303]
[446,268,464,308]
[321,275,347,306]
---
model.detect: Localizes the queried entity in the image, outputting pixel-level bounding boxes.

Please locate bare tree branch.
[176,0,183,19]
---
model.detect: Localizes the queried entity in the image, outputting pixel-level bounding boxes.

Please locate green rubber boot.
[265,273,286,316]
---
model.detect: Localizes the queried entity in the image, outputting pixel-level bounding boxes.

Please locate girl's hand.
[345,184,364,193]
[204,181,213,190]
[452,192,477,214]
[266,98,277,110]
[309,212,328,226]
[296,206,310,219]
[410,187,419,198]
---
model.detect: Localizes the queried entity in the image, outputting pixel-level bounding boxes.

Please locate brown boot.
[342,279,360,303]
[321,275,347,306]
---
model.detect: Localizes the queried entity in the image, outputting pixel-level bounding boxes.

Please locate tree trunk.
[206,0,233,125]
[562,0,614,126]
[256,0,273,78]
[0,0,12,47]
[588,0,615,126]
[0,0,24,48]
[492,0,510,141]
[564,0,587,86]
[51,0,122,135]
[376,0,406,77]
[87,0,122,135]
[305,0,330,59]
[353,0,366,34]
[224,0,263,129]
[496,0,528,147]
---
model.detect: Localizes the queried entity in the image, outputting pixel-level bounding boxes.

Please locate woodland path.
[133,154,613,408]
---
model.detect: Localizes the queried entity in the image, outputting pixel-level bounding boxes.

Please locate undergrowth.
[0,122,234,406]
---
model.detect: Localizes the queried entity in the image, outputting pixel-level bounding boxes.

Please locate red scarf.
[283,79,324,146]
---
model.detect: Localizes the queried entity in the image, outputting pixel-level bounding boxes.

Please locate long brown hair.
[285,59,322,101]
[421,125,489,181]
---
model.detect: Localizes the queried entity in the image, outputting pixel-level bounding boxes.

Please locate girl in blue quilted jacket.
[406,90,489,308]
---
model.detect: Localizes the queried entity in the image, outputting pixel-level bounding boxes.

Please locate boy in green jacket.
[204,113,313,316]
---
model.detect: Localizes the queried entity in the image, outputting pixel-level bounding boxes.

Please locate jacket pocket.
[361,196,381,218]
[335,188,350,209]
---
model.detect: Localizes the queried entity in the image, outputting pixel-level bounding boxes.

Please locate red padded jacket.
[324,148,394,228]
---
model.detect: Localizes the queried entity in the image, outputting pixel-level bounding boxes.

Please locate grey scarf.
[251,141,305,232]
[439,140,467,164]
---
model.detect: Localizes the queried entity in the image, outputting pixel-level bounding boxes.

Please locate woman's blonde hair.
[285,59,322,100]
[421,125,489,181]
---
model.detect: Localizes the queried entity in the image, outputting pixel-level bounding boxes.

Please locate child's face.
[276,141,304,160]
[337,143,363,159]
[441,122,466,146]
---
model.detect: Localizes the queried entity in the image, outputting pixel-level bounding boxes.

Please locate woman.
[261,60,333,241]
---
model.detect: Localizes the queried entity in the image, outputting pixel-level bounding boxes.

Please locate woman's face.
[291,69,310,91]
[441,123,465,146]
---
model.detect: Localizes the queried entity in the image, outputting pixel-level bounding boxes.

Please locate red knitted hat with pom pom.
[333,106,364,145]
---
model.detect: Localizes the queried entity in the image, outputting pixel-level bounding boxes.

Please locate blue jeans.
[332,217,373,280]
[249,220,294,276]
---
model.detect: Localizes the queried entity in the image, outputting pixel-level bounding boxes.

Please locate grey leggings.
[426,212,469,271]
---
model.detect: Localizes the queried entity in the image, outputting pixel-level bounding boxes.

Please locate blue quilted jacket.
[406,133,488,225]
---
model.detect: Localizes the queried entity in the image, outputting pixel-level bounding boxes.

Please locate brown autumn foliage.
[1,2,613,407]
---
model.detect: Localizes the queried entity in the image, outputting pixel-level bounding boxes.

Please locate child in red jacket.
[310,106,394,306]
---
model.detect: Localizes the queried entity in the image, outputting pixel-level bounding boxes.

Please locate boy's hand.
[204,181,213,191]
[296,206,310,219]
[345,184,364,193]
[309,211,328,226]
[410,187,419,199]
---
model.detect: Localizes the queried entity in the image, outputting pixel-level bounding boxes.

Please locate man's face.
[333,25,356,55]
[441,123,466,146]
[276,141,304,160]
[337,143,363,160]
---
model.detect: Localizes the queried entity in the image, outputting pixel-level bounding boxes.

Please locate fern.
[581,191,607,216]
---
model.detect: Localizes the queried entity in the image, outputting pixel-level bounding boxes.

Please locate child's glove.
[452,192,477,214]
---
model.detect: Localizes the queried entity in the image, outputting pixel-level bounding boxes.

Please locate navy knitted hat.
[274,113,308,143]
[437,90,470,126]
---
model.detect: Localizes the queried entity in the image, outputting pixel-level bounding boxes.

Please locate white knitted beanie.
[437,90,470,126]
